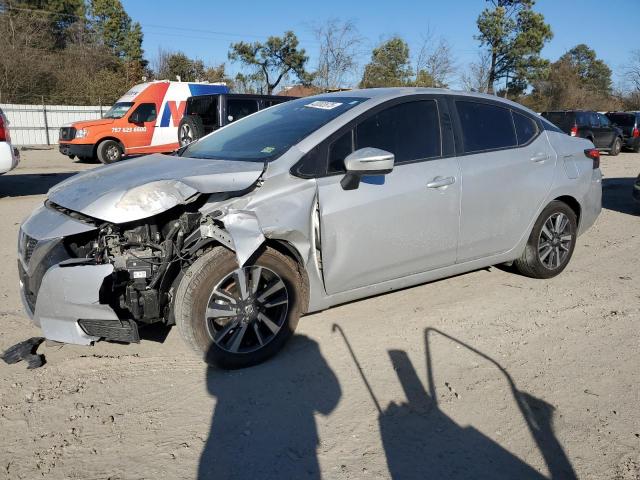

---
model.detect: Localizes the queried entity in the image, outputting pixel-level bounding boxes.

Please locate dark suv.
[178,93,295,147]
[541,110,623,156]
[605,112,640,153]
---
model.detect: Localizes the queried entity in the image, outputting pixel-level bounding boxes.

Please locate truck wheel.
[514,201,577,279]
[97,140,123,164]
[178,116,204,147]
[175,246,306,369]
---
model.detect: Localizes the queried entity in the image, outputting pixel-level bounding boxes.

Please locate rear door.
[453,99,557,262]
[316,97,461,294]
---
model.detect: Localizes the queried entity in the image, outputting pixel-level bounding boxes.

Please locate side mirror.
[341,147,394,190]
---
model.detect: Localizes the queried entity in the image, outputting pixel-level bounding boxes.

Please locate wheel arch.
[262,239,310,314]
[94,136,125,157]
[553,195,581,224]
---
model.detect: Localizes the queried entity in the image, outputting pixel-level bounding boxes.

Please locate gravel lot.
[0,148,638,480]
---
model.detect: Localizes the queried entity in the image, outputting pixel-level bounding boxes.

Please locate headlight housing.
[75,129,88,139]
[115,180,198,219]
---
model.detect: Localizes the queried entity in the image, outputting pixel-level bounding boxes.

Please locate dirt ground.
[0,148,638,480]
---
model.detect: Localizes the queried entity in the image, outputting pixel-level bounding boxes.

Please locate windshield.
[182,96,368,162]
[606,113,635,127]
[103,102,134,119]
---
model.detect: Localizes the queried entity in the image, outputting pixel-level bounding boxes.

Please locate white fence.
[0,103,105,146]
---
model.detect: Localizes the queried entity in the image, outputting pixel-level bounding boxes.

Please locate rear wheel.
[514,201,577,279]
[178,116,204,147]
[96,139,123,164]
[610,137,622,156]
[175,247,305,369]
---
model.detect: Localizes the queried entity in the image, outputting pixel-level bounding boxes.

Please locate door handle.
[427,176,455,189]
[531,153,550,163]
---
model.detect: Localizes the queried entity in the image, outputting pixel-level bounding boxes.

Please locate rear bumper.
[623,137,640,151]
[0,142,19,174]
[59,143,94,158]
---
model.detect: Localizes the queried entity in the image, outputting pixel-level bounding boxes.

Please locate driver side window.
[130,103,157,123]
[327,100,441,174]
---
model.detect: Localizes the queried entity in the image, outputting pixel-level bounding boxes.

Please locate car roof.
[312,87,542,117]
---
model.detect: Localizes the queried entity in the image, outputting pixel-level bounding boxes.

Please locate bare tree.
[414,30,456,88]
[460,51,491,93]
[312,18,363,90]
[624,50,640,92]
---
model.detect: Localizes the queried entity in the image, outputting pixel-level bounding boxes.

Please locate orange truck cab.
[58,81,228,163]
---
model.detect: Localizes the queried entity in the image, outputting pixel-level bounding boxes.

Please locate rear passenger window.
[456,101,516,153]
[512,111,538,145]
[355,100,441,164]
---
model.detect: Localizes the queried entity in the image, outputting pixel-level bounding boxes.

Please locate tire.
[96,139,123,164]
[174,246,305,369]
[514,200,578,279]
[178,116,204,147]
[610,137,622,156]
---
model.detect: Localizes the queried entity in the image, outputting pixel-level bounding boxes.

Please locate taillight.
[0,115,6,142]
[570,125,578,137]
[584,148,600,169]
[633,127,639,138]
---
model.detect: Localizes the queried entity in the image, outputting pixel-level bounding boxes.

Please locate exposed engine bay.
[63,203,210,329]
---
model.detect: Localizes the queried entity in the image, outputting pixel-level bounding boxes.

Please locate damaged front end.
[18,154,273,347]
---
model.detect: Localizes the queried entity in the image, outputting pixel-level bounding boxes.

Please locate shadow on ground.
[602,177,639,216]
[0,172,77,198]
[198,328,576,480]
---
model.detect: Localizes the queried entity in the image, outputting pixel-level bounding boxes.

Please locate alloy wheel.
[538,212,573,270]
[106,145,120,161]
[180,124,193,146]
[205,265,289,354]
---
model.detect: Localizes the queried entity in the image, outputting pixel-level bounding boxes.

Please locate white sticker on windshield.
[304,101,343,110]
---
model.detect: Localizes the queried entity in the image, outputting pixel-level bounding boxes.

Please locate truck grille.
[59,127,76,141]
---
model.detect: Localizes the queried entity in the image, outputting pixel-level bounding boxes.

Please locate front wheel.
[96,139,123,164]
[174,247,305,369]
[514,201,577,279]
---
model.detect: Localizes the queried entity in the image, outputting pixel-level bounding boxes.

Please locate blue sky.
[122,0,635,89]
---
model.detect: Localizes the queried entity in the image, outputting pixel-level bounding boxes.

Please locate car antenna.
[332,323,382,413]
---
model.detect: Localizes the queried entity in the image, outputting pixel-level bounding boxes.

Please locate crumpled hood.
[48,154,265,223]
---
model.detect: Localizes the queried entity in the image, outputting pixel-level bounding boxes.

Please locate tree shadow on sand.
[198,335,340,480]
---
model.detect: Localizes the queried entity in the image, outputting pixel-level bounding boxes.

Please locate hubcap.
[180,125,193,146]
[538,212,573,270]
[107,145,119,161]
[205,266,289,354]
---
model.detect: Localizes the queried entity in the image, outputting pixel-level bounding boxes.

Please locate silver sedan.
[18,88,601,368]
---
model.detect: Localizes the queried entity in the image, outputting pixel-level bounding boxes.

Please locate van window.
[512,111,538,145]
[227,99,259,123]
[130,103,157,123]
[456,101,517,153]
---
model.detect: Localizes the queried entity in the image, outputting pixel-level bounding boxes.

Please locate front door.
[317,99,461,295]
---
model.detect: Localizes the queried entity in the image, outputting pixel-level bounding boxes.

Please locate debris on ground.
[1,337,46,369]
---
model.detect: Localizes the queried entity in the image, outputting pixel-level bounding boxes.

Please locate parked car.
[19,88,602,368]
[178,93,295,147]
[0,107,20,174]
[541,110,623,155]
[605,111,640,152]
[58,81,229,164]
